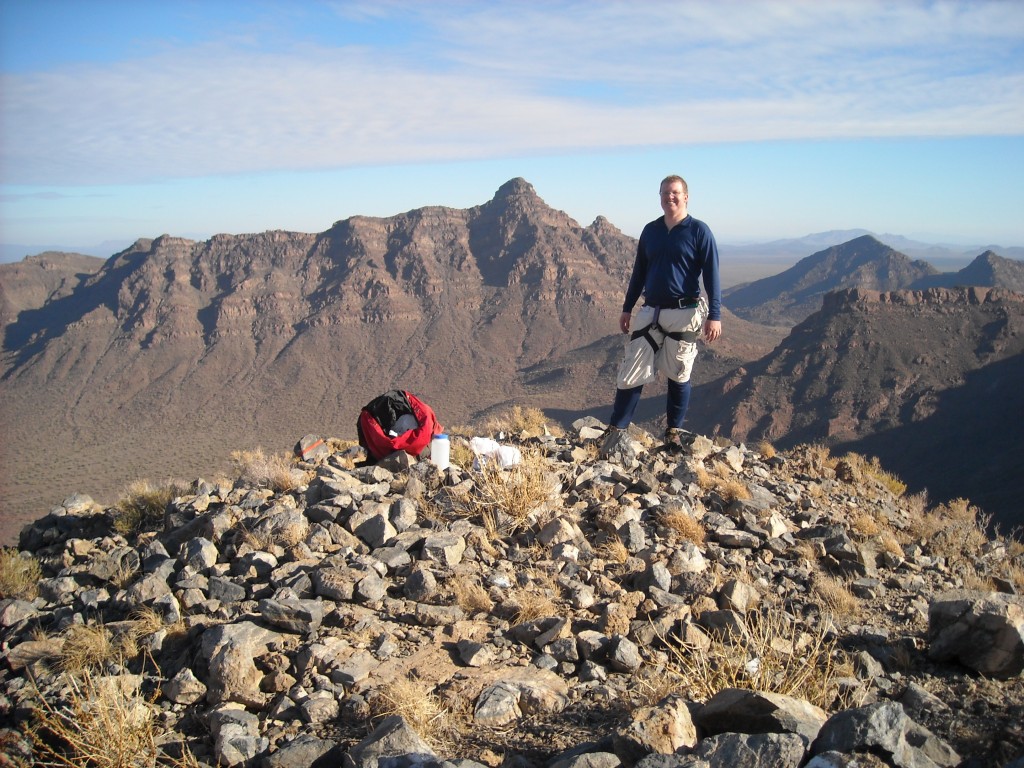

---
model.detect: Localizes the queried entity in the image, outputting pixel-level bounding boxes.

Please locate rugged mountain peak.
[910,249,1024,292]
[588,215,621,234]
[491,176,539,203]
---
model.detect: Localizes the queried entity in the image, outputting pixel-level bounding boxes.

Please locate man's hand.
[704,319,722,342]
[619,311,632,334]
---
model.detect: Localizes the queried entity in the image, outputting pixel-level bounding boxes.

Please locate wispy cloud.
[2,0,1021,186]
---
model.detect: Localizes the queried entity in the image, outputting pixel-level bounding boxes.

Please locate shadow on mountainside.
[839,352,1024,535]
[1,256,139,373]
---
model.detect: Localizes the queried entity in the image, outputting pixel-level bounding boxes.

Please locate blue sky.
[1,0,1022,260]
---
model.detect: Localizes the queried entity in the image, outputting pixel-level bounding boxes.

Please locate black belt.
[646,297,700,310]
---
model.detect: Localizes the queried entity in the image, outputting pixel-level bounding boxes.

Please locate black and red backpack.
[356,389,441,462]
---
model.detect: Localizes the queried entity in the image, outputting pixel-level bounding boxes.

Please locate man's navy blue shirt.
[622,214,721,321]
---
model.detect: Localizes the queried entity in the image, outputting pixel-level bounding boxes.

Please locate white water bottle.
[429,433,450,470]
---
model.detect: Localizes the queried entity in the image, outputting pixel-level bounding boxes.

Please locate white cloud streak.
[2,0,1022,186]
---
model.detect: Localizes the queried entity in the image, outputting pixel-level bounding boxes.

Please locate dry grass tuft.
[658,509,706,546]
[507,583,559,625]
[757,441,776,460]
[230,447,309,492]
[0,547,42,599]
[27,669,200,768]
[371,678,457,749]
[654,608,851,710]
[467,450,560,535]
[596,536,630,565]
[113,479,188,536]
[812,573,860,617]
[694,461,751,502]
[452,577,494,614]
[480,405,564,438]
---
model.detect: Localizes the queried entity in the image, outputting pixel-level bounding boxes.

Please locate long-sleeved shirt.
[622,214,721,321]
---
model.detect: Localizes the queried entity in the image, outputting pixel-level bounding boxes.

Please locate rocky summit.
[2,418,1023,767]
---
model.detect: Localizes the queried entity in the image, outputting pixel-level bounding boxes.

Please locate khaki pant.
[616,298,708,388]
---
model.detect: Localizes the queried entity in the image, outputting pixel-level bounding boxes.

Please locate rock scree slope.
[1,419,1023,766]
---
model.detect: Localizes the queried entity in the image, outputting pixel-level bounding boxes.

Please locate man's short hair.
[660,175,688,194]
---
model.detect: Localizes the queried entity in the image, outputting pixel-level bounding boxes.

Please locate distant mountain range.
[724,235,1024,326]
[1,180,1022,542]
[5,227,1022,270]
[721,229,1024,271]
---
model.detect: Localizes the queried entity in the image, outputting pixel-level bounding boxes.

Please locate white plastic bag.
[470,436,522,469]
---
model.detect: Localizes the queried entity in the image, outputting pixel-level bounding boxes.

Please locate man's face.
[660,181,688,217]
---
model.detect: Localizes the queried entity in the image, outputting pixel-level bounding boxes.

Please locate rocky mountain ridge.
[0,180,789,545]
[690,286,1024,533]
[2,183,1022,549]
[1,421,1022,766]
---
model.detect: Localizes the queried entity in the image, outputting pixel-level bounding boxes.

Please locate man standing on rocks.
[603,174,722,451]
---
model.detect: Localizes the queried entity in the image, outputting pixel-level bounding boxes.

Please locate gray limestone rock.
[613,693,697,765]
[811,701,959,768]
[344,715,436,768]
[695,687,827,744]
[928,591,1024,678]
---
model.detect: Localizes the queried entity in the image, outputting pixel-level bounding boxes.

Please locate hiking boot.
[664,427,695,452]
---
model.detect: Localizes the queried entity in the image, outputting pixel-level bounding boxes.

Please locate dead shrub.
[0,548,42,600]
[481,405,564,438]
[230,447,309,492]
[757,440,776,459]
[113,479,188,536]
[27,669,200,768]
[466,450,560,535]
[654,607,851,711]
